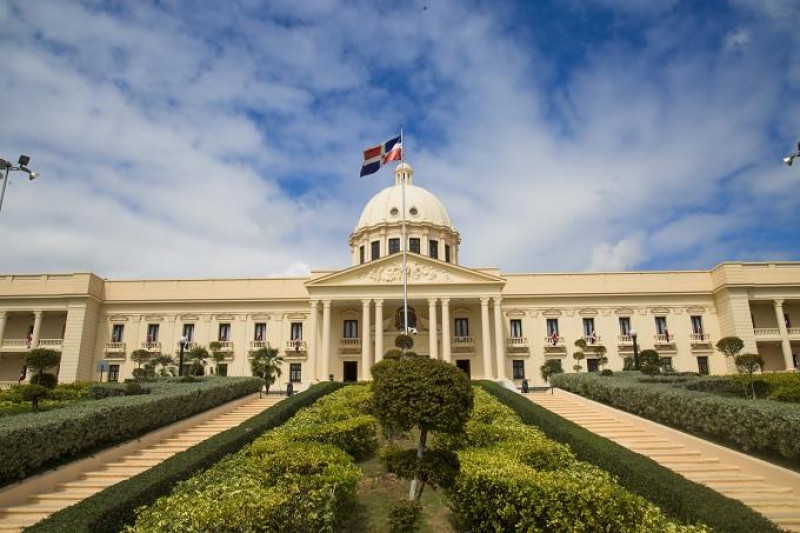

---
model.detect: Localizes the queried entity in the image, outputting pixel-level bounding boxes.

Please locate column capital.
[440,297,450,305]
[774,299,785,308]
[0,311,6,319]
[309,299,320,307]
[493,296,503,304]
[374,299,384,307]
[428,297,438,305]
[322,300,332,308]
[33,310,44,318]
[361,299,372,306]
[480,297,490,305]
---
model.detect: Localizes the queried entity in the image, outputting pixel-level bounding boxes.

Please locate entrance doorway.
[587,358,599,373]
[343,361,358,382]
[455,359,471,378]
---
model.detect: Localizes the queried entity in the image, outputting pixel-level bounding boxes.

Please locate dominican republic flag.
[360,135,402,177]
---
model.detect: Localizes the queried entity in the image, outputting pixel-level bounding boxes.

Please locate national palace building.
[1,163,799,387]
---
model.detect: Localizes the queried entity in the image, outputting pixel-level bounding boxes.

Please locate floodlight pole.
[0,156,38,215]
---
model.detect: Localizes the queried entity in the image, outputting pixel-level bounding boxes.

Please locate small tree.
[572,351,585,372]
[639,349,660,374]
[130,349,152,382]
[208,341,226,375]
[716,336,745,359]
[25,349,61,388]
[20,384,50,412]
[595,345,609,370]
[395,334,414,354]
[187,346,210,376]
[250,347,285,394]
[540,359,563,385]
[734,353,764,400]
[372,357,473,501]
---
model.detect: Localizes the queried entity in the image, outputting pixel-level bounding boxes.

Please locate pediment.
[306,254,505,287]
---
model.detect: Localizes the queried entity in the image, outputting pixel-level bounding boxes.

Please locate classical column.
[428,298,438,359]
[480,298,493,378]
[441,299,451,363]
[0,312,7,348]
[321,301,332,381]
[374,300,384,364]
[493,297,506,380]
[31,311,44,348]
[308,300,319,381]
[362,299,372,380]
[774,299,795,370]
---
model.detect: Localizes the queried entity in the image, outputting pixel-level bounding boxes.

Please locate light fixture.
[784,142,800,167]
[0,154,39,214]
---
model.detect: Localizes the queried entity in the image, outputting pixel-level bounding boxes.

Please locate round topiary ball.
[30,372,58,389]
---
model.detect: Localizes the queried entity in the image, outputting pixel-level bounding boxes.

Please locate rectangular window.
[146,324,160,343]
[697,356,709,375]
[510,319,523,338]
[512,360,525,379]
[371,241,380,260]
[618,317,631,335]
[218,323,231,342]
[445,244,451,263]
[217,363,228,377]
[582,318,595,337]
[454,318,469,337]
[359,245,365,264]
[660,357,673,372]
[291,322,303,341]
[546,319,559,336]
[655,316,668,335]
[108,364,120,382]
[290,363,302,383]
[389,238,400,254]
[343,319,359,339]
[254,322,267,341]
[409,238,421,254]
[111,324,124,343]
[690,316,703,335]
[182,323,195,341]
[429,240,438,259]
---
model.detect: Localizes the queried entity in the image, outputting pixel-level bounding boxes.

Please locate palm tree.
[208,341,226,375]
[152,354,175,377]
[250,347,285,394]
[186,346,210,376]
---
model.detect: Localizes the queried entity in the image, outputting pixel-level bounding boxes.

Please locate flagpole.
[400,126,409,338]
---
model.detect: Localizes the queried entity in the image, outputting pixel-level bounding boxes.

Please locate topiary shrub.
[88,384,128,400]
[19,384,51,412]
[383,349,403,361]
[388,499,422,533]
[769,386,800,403]
[639,349,660,367]
[25,349,61,386]
[600,369,614,376]
[30,373,58,389]
[395,334,414,351]
[640,364,661,375]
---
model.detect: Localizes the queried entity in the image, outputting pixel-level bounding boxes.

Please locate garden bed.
[0,381,92,417]
[478,380,782,532]
[549,372,800,465]
[0,377,263,485]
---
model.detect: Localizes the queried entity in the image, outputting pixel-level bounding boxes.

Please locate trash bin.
[521,379,529,393]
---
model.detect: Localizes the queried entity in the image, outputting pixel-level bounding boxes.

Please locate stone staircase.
[0,395,283,532]
[526,390,800,532]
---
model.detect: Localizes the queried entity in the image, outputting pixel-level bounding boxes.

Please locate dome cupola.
[349,163,460,266]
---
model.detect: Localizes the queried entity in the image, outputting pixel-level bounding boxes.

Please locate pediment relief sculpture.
[358,262,454,284]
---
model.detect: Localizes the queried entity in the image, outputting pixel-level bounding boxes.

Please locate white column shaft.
[308,301,318,380]
[428,298,438,359]
[493,297,506,380]
[774,300,794,370]
[374,300,384,364]
[441,299,451,363]
[362,300,371,380]
[32,311,44,347]
[480,298,492,378]
[321,301,331,381]
[0,312,7,346]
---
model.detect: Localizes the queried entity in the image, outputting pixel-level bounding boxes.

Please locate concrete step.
[652,456,719,465]
[626,443,687,451]
[57,479,117,490]
[665,464,741,474]
[690,473,766,483]
[715,484,792,494]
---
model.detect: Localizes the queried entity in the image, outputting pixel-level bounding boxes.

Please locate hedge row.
[447,387,707,532]
[685,373,800,403]
[477,381,781,533]
[27,382,343,533]
[550,372,800,463]
[126,384,377,532]
[0,377,263,484]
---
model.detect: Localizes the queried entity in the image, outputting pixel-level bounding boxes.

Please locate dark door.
[456,359,471,378]
[697,356,709,375]
[587,358,599,373]
[343,361,358,382]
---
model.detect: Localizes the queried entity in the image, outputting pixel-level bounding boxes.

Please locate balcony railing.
[38,339,63,350]
[788,327,800,337]
[285,340,307,354]
[340,338,361,354]
[141,342,162,352]
[105,342,126,357]
[654,334,675,344]
[617,334,634,345]
[175,341,199,352]
[543,336,565,348]
[754,328,780,339]
[215,341,234,352]
[452,336,474,353]
[507,337,530,354]
[0,381,19,389]
[582,334,602,345]
[689,333,711,344]
[248,340,270,351]
[1,339,29,350]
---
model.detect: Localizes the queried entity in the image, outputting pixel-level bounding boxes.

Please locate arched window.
[394,306,417,331]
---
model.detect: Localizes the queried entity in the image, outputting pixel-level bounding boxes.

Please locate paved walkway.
[525,389,800,532]
[0,395,284,532]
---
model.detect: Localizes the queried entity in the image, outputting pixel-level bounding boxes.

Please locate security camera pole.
[0,155,39,214]
[784,142,800,167]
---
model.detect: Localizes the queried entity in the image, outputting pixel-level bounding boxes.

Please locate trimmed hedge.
[550,372,800,463]
[125,384,374,532]
[0,377,262,484]
[27,382,343,533]
[477,381,781,533]
[685,373,800,403]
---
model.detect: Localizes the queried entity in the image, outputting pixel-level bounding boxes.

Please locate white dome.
[355,163,453,231]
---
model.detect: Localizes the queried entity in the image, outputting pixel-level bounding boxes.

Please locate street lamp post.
[783,142,800,167]
[631,329,640,370]
[178,335,188,377]
[0,155,38,214]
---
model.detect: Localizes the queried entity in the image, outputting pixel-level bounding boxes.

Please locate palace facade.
[1,163,799,387]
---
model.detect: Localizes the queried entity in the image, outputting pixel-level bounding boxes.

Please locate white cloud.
[588,236,645,271]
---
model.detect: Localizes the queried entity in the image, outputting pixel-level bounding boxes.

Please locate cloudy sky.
[0,0,798,278]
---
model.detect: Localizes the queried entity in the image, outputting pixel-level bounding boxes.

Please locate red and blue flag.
[360,135,402,177]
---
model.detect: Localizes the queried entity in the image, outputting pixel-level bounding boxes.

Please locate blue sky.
[0,0,798,278]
